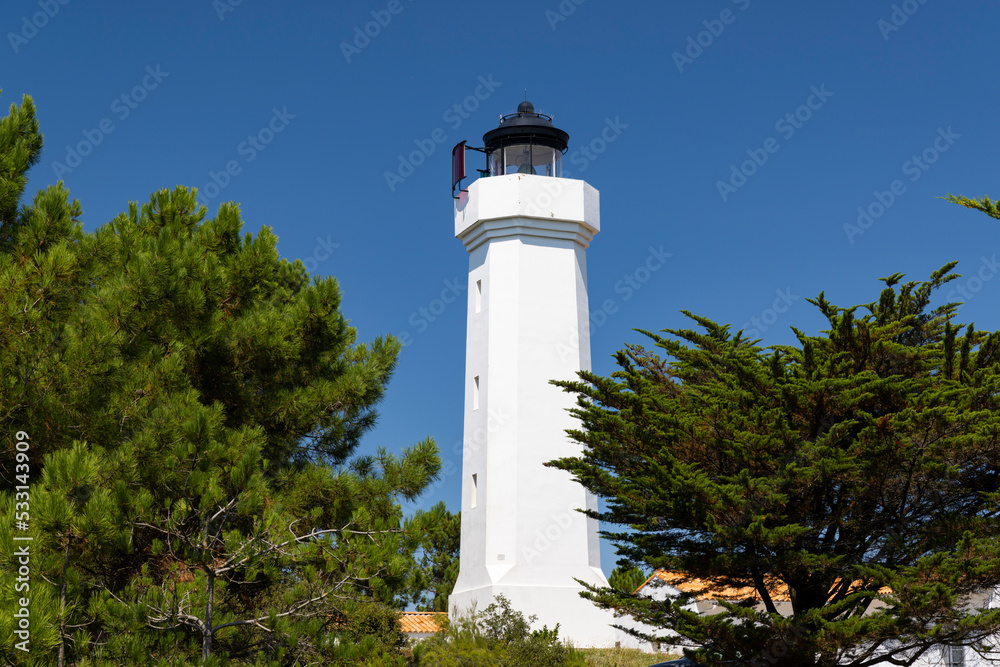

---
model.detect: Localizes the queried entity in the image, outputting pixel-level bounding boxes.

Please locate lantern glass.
[489,143,562,177]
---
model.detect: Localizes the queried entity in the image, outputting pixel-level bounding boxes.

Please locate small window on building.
[475,279,482,313]
[473,375,480,410]
[945,645,965,667]
[471,473,478,509]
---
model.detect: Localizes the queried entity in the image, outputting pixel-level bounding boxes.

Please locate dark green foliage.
[400,502,461,612]
[341,599,407,650]
[0,91,42,235]
[416,595,585,667]
[608,566,649,595]
[0,94,440,666]
[549,264,1000,666]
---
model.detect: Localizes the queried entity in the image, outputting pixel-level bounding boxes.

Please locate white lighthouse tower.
[448,101,616,647]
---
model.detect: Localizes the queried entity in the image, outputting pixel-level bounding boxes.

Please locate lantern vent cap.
[483,99,569,153]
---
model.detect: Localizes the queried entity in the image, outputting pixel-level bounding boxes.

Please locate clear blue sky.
[6,0,999,575]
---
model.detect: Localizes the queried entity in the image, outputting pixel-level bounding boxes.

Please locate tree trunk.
[202,570,214,665]
[58,536,70,667]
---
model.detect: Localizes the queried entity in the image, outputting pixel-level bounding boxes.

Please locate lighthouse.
[448,101,616,647]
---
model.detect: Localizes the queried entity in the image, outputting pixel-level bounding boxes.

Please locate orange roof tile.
[400,611,447,634]
[637,570,890,603]
[638,569,791,602]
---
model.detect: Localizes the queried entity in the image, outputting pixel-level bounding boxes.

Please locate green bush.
[342,601,408,653]
[415,595,585,667]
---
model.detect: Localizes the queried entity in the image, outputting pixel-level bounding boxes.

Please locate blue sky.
[5,0,999,575]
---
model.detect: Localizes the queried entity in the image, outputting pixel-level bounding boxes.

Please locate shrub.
[415,595,585,667]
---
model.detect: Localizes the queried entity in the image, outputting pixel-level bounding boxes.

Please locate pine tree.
[34,443,120,667]
[0,94,440,666]
[400,502,461,612]
[607,565,649,596]
[0,90,42,237]
[549,264,1000,667]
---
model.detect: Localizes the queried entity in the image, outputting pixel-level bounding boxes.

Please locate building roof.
[399,611,447,635]
[637,569,792,602]
[636,570,892,603]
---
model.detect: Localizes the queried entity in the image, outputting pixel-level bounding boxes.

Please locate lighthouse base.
[449,569,621,649]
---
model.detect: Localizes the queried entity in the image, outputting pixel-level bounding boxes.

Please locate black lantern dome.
[483,100,569,177]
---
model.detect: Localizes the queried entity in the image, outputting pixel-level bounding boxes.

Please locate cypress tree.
[550,264,1000,666]
[943,193,1000,220]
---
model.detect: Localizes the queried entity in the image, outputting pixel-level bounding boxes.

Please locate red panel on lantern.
[452,141,467,190]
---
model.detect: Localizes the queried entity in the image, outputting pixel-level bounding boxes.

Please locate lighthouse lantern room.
[483,101,569,177]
